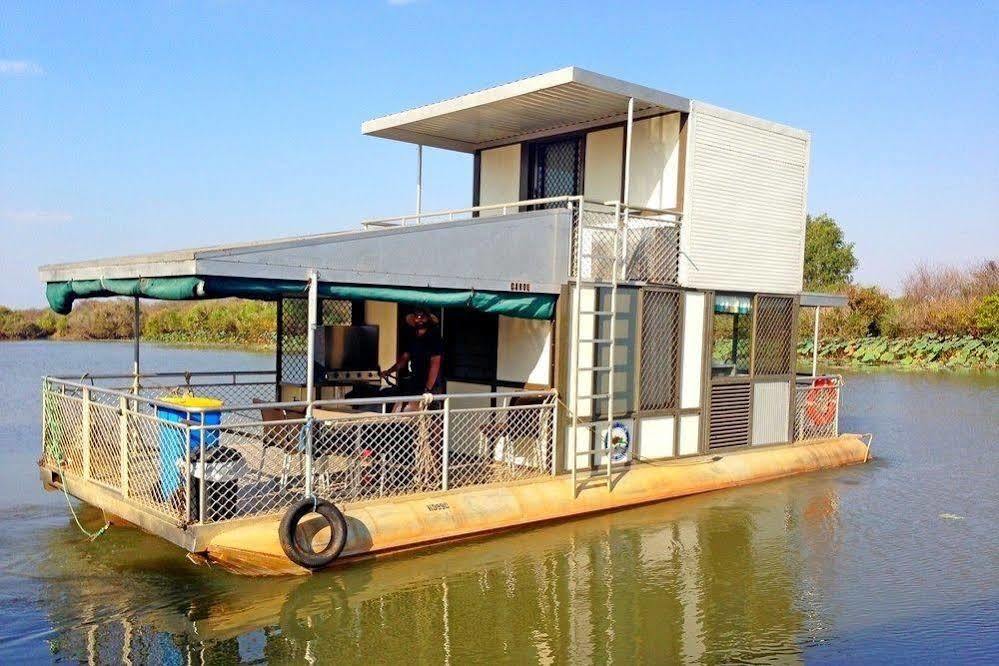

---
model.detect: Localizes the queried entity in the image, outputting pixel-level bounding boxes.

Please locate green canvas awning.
[45,276,556,320]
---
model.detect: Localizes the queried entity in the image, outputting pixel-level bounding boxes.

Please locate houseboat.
[37,67,869,575]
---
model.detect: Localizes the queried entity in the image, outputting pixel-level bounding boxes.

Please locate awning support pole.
[416,144,423,217]
[812,306,821,377]
[620,97,635,279]
[623,97,634,208]
[274,297,284,401]
[304,272,319,498]
[132,296,140,394]
[305,273,319,403]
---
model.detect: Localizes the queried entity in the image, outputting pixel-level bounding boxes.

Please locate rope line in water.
[44,390,111,541]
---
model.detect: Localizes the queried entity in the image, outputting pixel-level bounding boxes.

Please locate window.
[711,294,752,378]
[528,137,582,204]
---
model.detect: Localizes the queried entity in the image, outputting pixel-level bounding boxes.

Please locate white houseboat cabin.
[37,67,867,574]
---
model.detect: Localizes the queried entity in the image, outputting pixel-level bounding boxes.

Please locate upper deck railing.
[361,196,683,286]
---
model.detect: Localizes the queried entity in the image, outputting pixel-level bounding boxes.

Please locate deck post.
[304,272,318,498]
[132,296,140,395]
[441,397,450,491]
[623,97,634,207]
[811,306,821,377]
[198,426,206,523]
[416,144,423,217]
[274,297,283,401]
[81,387,92,480]
[184,425,192,524]
[119,395,129,497]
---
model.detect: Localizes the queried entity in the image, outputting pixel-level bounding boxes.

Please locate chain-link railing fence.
[41,379,557,527]
[571,203,681,285]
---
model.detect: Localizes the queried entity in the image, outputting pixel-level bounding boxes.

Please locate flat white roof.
[362,67,691,152]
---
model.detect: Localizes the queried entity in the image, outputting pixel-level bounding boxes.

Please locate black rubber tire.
[279,498,348,571]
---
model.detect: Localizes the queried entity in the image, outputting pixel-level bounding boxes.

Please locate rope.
[57,470,111,541]
[44,392,111,541]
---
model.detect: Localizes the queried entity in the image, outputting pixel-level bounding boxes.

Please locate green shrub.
[974,294,999,336]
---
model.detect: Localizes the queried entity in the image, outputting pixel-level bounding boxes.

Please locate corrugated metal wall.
[751,380,791,445]
[680,103,810,294]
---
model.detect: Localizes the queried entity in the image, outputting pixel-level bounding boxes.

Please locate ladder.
[569,202,626,494]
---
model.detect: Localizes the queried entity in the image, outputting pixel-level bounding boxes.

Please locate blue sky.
[2,1,996,307]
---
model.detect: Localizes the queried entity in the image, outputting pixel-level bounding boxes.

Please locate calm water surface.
[0,341,996,663]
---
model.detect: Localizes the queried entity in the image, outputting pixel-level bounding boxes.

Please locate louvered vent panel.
[709,382,751,449]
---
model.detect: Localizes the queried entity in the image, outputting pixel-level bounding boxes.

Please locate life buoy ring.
[279,498,348,571]
[805,377,837,427]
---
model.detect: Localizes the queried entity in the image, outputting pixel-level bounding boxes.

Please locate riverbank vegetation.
[0,300,276,347]
[800,214,998,369]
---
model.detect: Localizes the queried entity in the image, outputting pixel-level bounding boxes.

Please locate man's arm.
[381,351,410,377]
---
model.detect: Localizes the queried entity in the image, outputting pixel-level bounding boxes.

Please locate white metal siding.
[628,114,681,211]
[479,144,521,214]
[679,102,809,294]
[584,127,623,202]
[496,316,551,385]
[751,380,791,446]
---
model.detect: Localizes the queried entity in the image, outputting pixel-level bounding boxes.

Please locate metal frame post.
[198,426,206,523]
[811,306,821,377]
[416,144,423,217]
[304,273,319,498]
[184,425,192,524]
[623,97,634,207]
[441,397,450,491]
[568,202,581,493]
[275,297,284,401]
[606,203,621,489]
[118,395,129,496]
[81,387,92,480]
[132,296,140,395]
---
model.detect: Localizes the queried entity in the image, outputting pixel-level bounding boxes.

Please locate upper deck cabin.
[364,66,811,296]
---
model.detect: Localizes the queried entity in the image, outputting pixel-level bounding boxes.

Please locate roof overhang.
[800,292,848,308]
[361,67,691,153]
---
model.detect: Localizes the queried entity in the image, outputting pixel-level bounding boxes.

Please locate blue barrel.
[156,396,223,499]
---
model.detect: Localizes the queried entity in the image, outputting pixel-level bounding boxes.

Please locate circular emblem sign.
[604,421,631,463]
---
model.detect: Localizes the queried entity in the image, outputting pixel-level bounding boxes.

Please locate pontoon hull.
[203,435,870,575]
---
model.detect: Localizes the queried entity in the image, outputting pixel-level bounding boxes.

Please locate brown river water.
[0,340,996,663]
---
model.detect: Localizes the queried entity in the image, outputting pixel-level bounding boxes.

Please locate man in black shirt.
[380,308,443,410]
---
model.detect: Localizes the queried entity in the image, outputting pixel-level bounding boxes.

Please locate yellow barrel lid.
[161,395,223,409]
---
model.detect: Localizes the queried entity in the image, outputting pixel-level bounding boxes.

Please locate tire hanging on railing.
[279,498,348,571]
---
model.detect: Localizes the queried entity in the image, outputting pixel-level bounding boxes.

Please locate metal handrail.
[43,375,556,414]
[51,369,277,381]
[361,195,585,228]
[361,196,684,230]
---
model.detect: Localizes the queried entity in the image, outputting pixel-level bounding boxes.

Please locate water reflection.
[35,476,847,664]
